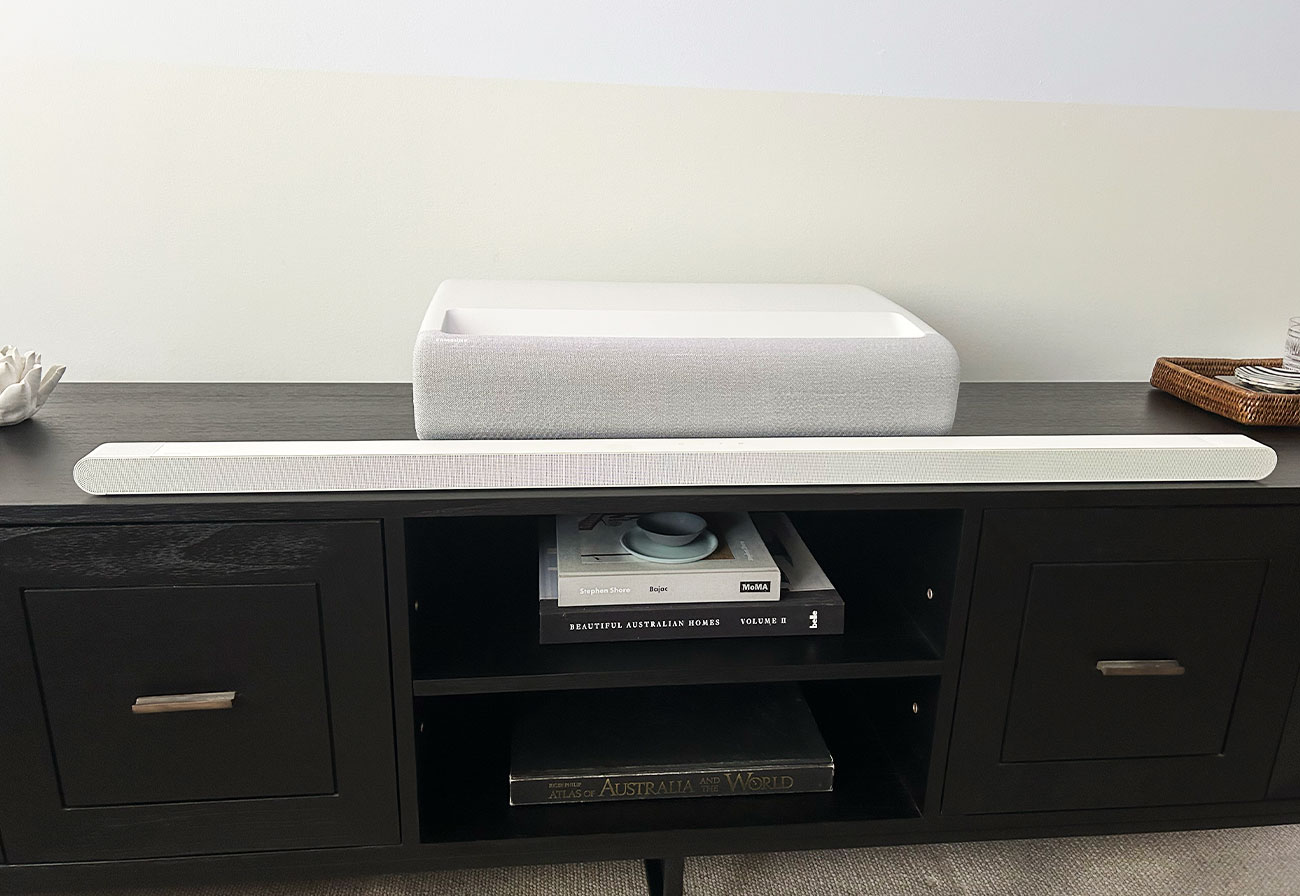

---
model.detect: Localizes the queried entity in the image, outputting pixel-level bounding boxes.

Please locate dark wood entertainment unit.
[2,382,1299,895]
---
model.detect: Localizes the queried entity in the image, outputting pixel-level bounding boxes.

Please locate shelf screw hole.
[925,588,934,600]
[911,702,920,714]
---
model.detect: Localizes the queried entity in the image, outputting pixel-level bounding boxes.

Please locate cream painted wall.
[8,1,1300,110]
[2,59,1299,382]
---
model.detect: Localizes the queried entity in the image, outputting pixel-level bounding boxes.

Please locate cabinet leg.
[644,856,684,896]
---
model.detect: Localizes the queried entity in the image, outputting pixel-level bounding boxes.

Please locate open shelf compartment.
[406,510,961,695]
[415,677,939,845]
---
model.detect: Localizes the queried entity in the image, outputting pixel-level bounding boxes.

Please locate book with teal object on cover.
[554,512,781,606]
[538,512,844,643]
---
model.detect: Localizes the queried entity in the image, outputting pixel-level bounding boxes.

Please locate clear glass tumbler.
[1286,317,1300,372]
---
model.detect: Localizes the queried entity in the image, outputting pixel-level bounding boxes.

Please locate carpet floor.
[46,824,1300,896]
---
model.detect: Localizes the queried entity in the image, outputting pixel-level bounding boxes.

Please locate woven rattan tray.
[1151,357,1300,426]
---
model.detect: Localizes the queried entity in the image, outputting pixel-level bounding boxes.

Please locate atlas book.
[538,512,845,643]
[553,512,781,607]
[508,683,834,805]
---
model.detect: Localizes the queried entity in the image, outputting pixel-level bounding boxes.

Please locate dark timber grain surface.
[2,382,1298,518]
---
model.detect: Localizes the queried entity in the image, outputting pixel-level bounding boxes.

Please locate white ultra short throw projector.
[412,280,961,440]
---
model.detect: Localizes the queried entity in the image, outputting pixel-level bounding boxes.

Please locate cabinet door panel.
[945,506,1300,815]
[0,522,398,863]
[1000,559,1264,762]
[1271,678,1300,799]
[27,583,335,806]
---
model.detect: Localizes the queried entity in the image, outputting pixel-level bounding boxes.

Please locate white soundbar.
[72,435,1277,496]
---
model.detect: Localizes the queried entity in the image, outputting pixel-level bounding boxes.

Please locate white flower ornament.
[0,346,66,425]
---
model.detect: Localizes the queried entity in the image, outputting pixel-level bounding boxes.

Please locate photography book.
[538,513,844,643]
[509,683,834,805]
[554,512,780,607]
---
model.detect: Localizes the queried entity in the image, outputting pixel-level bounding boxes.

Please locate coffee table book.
[508,684,834,806]
[538,513,845,643]
[554,512,781,606]
[538,588,844,644]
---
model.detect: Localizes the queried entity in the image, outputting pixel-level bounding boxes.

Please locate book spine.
[509,763,834,806]
[556,569,781,607]
[539,593,844,644]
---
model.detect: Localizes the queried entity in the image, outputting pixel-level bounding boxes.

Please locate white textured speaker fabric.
[412,281,960,440]
[72,435,1276,495]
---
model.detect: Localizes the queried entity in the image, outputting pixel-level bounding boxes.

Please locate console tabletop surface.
[2,382,1299,514]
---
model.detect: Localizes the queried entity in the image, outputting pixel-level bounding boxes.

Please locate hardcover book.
[508,684,834,806]
[538,513,844,643]
[554,512,781,606]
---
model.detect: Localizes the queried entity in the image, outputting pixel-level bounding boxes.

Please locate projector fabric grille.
[73,437,1278,496]
[413,332,960,439]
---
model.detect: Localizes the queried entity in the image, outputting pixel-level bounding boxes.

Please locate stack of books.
[509,683,834,805]
[538,512,844,644]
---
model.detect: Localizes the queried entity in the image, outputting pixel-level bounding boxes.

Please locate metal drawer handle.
[1095,660,1185,677]
[132,691,237,714]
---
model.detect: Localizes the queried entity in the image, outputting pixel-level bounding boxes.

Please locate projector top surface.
[419,280,943,339]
